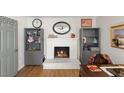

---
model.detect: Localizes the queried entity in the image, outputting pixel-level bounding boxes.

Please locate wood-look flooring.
[16,65,80,77]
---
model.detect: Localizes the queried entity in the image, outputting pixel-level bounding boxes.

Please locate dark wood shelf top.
[80,65,109,77]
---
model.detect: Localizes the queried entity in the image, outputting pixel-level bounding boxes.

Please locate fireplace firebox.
[54,47,69,58]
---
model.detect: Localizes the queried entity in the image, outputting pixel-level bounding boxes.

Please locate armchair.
[88,53,112,65]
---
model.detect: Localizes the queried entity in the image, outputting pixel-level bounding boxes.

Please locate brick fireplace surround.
[43,38,80,69]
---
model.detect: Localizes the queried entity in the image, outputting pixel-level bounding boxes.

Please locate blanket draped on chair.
[88,54,112,65]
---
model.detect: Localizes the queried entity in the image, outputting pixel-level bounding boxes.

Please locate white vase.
[93,38,97,43]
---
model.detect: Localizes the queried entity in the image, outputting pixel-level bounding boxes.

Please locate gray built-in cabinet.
[24,28,44,65]
[80,28,100,64]
[0,16,18,77]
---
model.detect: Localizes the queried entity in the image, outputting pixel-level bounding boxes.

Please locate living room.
[1,0,124,93]
[0,16,124,77]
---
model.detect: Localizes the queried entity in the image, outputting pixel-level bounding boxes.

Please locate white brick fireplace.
[46,38,78,59]
[43,38,80,69]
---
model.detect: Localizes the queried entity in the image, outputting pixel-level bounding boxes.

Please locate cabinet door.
[33,51,42,65]
[24,28,44,65]
[79,30,83,62]
[40,29,44,62]
[82,51,90,64]
[25,52,42,65]
[25,52,34,65]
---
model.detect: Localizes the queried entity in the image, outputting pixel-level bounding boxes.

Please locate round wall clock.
[32,18,42,28]
[53,21,71,35]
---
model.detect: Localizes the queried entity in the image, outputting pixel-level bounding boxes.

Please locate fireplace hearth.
[54,47,69,58]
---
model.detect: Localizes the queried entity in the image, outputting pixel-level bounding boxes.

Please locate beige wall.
[97,16,124,64]
[8,16,27,70]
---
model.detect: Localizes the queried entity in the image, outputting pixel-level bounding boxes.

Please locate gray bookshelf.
[80,28,100,64]
[24,28,44,65]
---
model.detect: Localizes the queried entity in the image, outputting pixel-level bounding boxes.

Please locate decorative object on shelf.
[83,37,87,43]
[81,19,92,27]
[27,35,34,43]
[83,44,90,51]
[110,24,124,49]
[48,34,58,38]
[32,18,42,28]
[70,33,75,38]
[53,21,71,35]
[93,37,98,43]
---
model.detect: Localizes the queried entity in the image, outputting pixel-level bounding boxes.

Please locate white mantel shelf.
[47,37,79,41]
[47,37,79,43]
[47,37,78,39]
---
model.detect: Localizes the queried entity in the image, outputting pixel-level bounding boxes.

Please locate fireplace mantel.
[46,38,78,59]
[47,37,78,40]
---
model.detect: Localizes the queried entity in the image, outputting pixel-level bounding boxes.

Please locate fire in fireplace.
[54,47,69,58]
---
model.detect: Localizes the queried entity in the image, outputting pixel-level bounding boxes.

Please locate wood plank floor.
[16,65,80,77]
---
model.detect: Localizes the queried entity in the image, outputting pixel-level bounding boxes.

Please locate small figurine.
[28,36,34,43]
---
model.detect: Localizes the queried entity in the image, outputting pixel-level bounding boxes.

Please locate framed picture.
[81,19,92,27]
[110,24,124,49]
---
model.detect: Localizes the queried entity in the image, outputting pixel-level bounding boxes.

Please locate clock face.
[53,21,71,35]
[32,18,42,28]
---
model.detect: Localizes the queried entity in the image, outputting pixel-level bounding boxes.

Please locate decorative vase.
[71,33,75,38]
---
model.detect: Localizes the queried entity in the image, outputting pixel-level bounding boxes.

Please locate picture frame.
[110,24,124,49]
[81,19,92,27]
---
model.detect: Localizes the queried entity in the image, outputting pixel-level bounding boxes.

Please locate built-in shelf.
[80,28,100,64]
[24,28,44,65]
